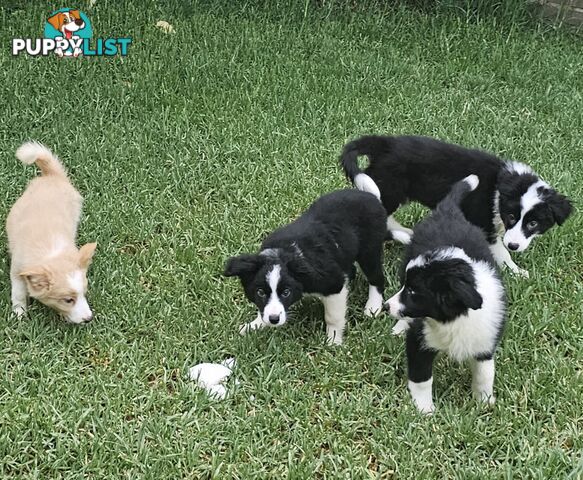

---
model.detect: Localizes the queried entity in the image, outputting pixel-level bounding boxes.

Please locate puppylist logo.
[12,8,131,57]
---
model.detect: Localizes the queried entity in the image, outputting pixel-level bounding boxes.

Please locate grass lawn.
[0,1,582,478]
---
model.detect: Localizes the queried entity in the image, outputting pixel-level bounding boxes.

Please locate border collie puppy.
[224,190,387,345]
[341,135,572,277]
[385,175,506,414]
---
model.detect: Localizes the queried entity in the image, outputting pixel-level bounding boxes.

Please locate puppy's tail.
[437,175,479,214]
[16,141,67,178]
[339,136,386,201]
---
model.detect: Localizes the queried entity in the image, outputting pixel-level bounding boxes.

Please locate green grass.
[0,1,582,478]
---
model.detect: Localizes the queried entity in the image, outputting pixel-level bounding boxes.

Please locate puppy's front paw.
[364,301,382,318]
[12,304,26,317]
[474,391,496,406]
[391,319,410,336]
[417,403,435,415]
[325,327,343,346]
[515,268,529,279]
[391,231,412,245]
[238,323,251,336]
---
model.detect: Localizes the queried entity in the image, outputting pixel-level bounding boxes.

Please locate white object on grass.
[188,358,235,399]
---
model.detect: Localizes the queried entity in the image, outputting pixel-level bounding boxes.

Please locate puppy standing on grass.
[385,175,506,414]
[6,142,97,324]
[224,187,387,345]
[341,135,572,277]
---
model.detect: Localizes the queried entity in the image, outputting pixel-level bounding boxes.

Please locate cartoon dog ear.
[224,254,264,278]
[47,12,64,31]
[70,9,82,20]
[546,191,573,226]
[19,268,53,296]
[450,278,483,311]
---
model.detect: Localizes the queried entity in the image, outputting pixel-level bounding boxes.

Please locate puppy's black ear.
[224,254,264,278]
[547,191,572,226]
[451,278,483,310]
[281,251,315,280]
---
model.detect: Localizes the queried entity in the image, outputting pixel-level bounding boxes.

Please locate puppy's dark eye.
[281,288,291,298]
[256,288,266,298]
[405,287,415,296]
[507,214,516,224]
[63,297,75,305]
[527,220,538,230]
[63,18,70,24]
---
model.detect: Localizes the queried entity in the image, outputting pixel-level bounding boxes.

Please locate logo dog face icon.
[47,9,86,56]
[47,10,85,38]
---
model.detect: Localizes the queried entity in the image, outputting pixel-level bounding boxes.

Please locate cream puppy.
[6,142,97,323]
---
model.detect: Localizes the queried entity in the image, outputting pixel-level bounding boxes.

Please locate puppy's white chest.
[423,312,497,362]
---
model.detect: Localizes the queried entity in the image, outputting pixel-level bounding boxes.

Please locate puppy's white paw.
[515,268,529,279]
[391,319,410,336]
[325,327,343,346]
[12,304,26,317]
[474,391,496,406]
[417,403,436,415]
[391,230,412,245]
[364,299,383,318]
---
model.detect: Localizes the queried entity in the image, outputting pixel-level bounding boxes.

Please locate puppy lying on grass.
[6,142,97,324]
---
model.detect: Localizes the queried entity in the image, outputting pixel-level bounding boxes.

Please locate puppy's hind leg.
[239,312,267,336]
[357,245,385,317]
[321,283,348,345]
[10,271,28,317]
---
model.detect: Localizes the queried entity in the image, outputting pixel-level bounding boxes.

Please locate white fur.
[505,161,533,175]
[463,174,479,190]
[503,180,547,252]
[10,272,27,316]
[364,285,383,317]
[321,283,348,345]
[406,246,472,272]
[386,287,404,318]
[387,216,413,244]
[67,270,92,323]
[408,378,435,414]
[263,265,285,325]
[354,173,381,200]
[490,237,529,278]
[422,260,505,362]
[16,141,55,166]
[470,358,496,405]
[239,312,266,335]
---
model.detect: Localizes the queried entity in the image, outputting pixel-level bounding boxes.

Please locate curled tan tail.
[15,141,67,177]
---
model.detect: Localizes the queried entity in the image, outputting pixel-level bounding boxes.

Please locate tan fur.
[6,142,97,323]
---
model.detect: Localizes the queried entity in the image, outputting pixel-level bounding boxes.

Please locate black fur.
[225,189,387,338]
[341,135,572,246]
[386,177,507,404]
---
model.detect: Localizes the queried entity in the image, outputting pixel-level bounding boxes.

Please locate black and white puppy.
[385,175,506,414]
[224,189,387,345]
[341,135,572,277]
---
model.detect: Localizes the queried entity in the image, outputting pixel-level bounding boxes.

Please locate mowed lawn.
[0,1,581,478]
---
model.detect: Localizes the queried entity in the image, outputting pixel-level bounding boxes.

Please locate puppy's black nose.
[268,314,280,325]
[75,19,84,26]
[508,243,519,251]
